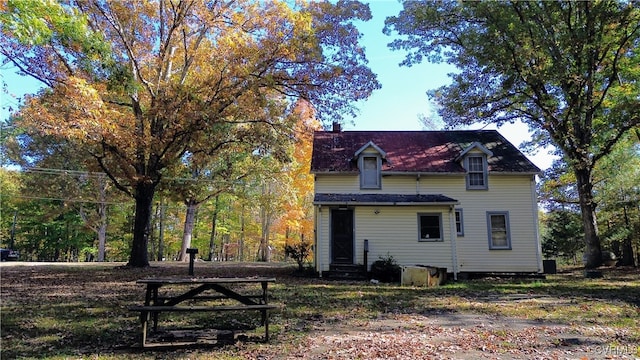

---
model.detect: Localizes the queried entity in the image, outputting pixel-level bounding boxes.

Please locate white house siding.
[314,172,541,274]
[313,203,454,274]
[314,206,331,275]
[354,206,454,271]
[417,174,541,273]
[315,174,417,194]
[314,175,359,193]
[378,176,419,194]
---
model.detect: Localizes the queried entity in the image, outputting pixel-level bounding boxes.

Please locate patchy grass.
[1,262,638,359]
[410,270,639,328]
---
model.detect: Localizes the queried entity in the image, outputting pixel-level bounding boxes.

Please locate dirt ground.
[283,311,630,360]
[1,262,638,360]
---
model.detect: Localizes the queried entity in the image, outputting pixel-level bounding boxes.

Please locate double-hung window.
[466,155,488,190]
[455,209,464,236]
[360,156,381,189]
[418,213,443,241]
[487,212,511,249]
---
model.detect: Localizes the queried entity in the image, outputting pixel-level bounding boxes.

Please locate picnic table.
[130,277,277,347]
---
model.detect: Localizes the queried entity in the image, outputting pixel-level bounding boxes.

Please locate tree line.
[0,112,318,263]
[539,130,640,266]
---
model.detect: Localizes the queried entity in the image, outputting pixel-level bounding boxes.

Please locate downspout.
[318,205,323,278]
[449,205,458,280]
[531,176,543,273]
[313,205,318,275]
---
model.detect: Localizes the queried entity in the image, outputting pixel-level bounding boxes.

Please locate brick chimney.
[332,122,342,133]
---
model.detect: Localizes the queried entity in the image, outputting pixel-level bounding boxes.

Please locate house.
[310,125,543,279]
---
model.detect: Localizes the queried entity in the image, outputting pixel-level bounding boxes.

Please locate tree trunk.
[619,205,635,266]
[149,203,158,260]
[259,204,272,262]
[575,167,602,269]
[239,204,245,261]
[96,208,107,262]
[157,198,166,261]
[96,176,108,262]
[178,200,198,261]
[259,205,267,262]
[9,210,17,249]
[128,182,155,267]
[208,195,220,261]
[258,181,272,262]
[620,237,635,266]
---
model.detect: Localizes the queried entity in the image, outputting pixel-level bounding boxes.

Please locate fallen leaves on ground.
[1,263,638,360]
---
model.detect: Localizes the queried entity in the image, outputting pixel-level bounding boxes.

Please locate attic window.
[465,155,488,190]
[360,156,381,189]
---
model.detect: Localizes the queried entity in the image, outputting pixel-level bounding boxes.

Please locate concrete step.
[324,264,368,280]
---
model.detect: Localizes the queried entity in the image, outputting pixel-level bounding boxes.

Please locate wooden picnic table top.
[136,277,276,285]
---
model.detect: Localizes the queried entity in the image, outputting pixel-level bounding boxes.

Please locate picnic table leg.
[141,285,156,345]
[152,312,159,332]
[141,310,148,347]
[260,281,270,342]
[262,309,269,342]
[151,285,160,332]
[143,284,161,334]
[260,281,268,304]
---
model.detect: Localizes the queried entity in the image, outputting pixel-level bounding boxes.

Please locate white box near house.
[401,266,447,287]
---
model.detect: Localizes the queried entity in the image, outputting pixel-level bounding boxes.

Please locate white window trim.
[465,155,488,190]
[417,213,444,242]
[359,155,381,189]
[455,209,464,236]
[487,211,512,250]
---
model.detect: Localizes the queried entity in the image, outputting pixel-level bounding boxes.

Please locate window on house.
[466,155,487,189]
[418,213,443,241]
[360,156,380,189]
[455,209,464,236]
[487,212,511,249]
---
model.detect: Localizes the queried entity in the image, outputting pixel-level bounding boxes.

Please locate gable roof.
[354,141,387,159]
[456,141,493,161]
[310,130,540,174]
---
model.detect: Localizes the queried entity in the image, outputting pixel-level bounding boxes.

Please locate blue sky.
[0,1,556,170]
[346,1,452,131]
[347,1,556,170]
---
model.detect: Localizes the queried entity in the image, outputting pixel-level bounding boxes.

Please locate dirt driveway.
[284,311,632,360]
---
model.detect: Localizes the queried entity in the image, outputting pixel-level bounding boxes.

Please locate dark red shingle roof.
[310,130,540,174]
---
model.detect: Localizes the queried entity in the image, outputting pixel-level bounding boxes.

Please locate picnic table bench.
[129,277,276,347]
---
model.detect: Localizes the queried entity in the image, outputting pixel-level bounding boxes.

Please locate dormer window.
[360,156,381,189]
[457,142,492,190]
[354,141,386,190]
[466,155,487,189]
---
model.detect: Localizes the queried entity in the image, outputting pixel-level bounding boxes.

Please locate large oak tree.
[1,0,379,266]
[385,1,640,268]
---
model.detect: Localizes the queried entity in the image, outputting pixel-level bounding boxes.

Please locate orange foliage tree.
[1,0,379,266]
[272,100,320,262]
